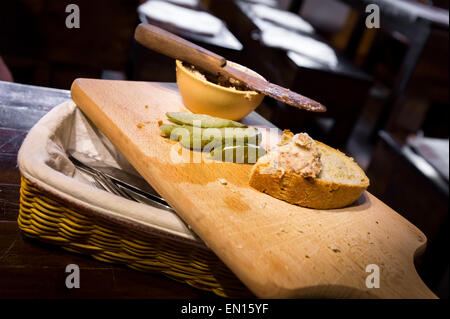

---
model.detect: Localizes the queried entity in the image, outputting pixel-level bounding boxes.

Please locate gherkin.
[166,112,247,128]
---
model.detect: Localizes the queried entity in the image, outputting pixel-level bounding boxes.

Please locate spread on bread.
[273,131,322,178]
[249,130,370,209]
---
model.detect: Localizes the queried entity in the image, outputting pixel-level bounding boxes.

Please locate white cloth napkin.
[237,2,336,67]
[166,0,199,7]
[236,0,278,7]
[18,100,201,244]
[407,135,449,181]
[260,25,338,67]
[138,0,223,36]
[251,4,314,34]
[287,51,326,69]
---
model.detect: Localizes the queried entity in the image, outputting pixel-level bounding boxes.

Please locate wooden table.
[0,80,216,298]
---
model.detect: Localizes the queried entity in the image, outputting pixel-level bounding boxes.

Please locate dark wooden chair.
[128,1,244,82]
[210,0,372,149]
[367,131,448,298]
[340,0,449,141]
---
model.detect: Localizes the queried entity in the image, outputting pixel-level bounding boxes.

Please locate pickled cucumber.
[159,114,266,163]
[159,124,180,138]
[203,127,261,145]
[166,112,247,128]
[210,144,266,164]
[174,126,261,150]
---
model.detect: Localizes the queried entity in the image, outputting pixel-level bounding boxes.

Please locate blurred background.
[0,0,448,298]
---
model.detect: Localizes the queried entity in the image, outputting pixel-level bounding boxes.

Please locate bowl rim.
[175,59,264,96]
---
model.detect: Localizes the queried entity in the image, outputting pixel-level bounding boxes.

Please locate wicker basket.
[17,101,252,298]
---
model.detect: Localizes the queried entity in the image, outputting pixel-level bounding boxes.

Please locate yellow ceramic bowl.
[175,60,265,121]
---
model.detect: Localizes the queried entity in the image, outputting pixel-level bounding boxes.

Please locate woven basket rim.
[17,100,205,248]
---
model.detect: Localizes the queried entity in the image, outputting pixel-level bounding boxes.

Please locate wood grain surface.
[71,78,436,298]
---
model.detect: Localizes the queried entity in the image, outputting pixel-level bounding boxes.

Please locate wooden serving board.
[71,79,436,298]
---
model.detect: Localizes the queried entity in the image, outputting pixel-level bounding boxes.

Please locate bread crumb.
[328,245,341,253]
[145,105,149,109]
[305,255,310,258]
[157,119,163,126]
[137,121,152,129]
[218,178,228,185]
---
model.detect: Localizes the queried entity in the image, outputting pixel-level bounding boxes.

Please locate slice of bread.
[249,135,370,209]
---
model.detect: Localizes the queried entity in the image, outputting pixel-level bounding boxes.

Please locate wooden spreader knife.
[135,23,326,113]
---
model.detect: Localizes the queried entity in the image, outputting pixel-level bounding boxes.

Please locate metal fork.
[94,170,135,200]
[70,155,175,212]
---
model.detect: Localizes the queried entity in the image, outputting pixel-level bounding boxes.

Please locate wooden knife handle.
[135,23,226,72]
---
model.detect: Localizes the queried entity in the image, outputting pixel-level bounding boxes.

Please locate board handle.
[135,23,226,72]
